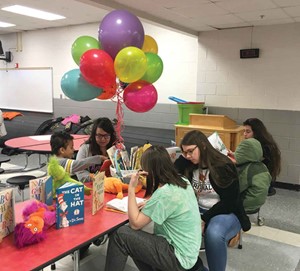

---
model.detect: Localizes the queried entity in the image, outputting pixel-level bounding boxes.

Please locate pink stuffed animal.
[14,200,56,248]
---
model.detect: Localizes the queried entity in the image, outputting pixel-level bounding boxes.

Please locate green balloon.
[71,36,100,66]
[140,53,163,83]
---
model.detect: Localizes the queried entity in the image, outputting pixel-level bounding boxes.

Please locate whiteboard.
[0,68,53,113]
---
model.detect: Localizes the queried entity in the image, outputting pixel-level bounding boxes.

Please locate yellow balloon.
[142,35,158,54]
[114,47,147,83]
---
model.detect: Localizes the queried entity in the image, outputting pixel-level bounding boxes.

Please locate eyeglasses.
[182,146,197,157]
[95,133,111,140]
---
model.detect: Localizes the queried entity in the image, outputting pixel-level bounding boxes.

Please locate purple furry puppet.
[14,200,56,248]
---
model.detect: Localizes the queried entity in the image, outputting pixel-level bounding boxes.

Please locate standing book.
[0,188,15,239]
[56,182,84,229]
[92,171,105,215]
[29,176,53,206]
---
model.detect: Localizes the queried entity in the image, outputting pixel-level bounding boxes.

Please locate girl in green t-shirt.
[104,145,205,271]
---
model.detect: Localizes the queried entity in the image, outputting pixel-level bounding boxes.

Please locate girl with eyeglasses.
[174,130,250,271]
[76,117,116,182]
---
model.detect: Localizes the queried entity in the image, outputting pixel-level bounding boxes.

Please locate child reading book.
[50,131,107,179]
[105,146,204,271]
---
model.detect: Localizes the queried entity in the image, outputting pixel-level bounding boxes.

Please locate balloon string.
[114,85,125,150]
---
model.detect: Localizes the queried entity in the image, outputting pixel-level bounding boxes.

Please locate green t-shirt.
[142,178,201,269]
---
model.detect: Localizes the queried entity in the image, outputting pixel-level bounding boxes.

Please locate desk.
[0,190,145,271]
[4,135,89,173]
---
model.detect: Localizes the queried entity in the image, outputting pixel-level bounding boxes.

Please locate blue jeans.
[204,214,241,271]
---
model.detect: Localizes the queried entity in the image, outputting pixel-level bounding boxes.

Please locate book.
[56,182,84,229]
[0,188,15,238]
[92,172,105,215]
[106,196,145,213]
[29,176,53,206]
[208,132,228,155]
[166,146,182,163]
[107,145,117,168]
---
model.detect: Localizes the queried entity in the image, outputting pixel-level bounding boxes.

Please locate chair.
[6,175,36,201]
[0,155,10,174]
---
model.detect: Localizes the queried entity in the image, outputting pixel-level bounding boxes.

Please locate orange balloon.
[97,83,117,100]
[142,35,158,54]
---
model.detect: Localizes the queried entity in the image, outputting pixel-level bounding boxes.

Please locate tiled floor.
[41,189,300,271]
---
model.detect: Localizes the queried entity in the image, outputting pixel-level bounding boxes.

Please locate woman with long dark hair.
[175,130,250,271]
[76,117,116,182]
[243,118,281,196]
[105,145,205,271]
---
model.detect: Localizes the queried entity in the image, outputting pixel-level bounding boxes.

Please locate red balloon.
[97,83,117,100]
[123,80,158,113]
[80,49,116,89]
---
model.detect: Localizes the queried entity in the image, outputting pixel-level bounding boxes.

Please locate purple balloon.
[98,10,144,59]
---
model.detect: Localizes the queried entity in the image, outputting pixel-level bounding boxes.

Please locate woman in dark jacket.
[175,130,250,271]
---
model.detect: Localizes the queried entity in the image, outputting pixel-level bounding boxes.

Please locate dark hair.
[180,130,235,188]
[50,132,74,155]
[141,145,187,197]
[243,118,281,180]
[86,117,116,155]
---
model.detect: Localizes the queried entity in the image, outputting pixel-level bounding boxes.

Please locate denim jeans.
[204,214,241,271]
[105,225,194,271]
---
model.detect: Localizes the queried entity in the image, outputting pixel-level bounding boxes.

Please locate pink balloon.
[123,80,158,113]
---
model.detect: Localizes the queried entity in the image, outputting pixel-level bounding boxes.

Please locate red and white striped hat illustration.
[57,193,65,205]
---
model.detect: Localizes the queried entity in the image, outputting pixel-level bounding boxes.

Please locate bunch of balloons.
[60,9,163,113]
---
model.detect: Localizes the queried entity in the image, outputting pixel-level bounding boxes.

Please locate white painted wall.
[197,23,300,111]
[0,20,198,104]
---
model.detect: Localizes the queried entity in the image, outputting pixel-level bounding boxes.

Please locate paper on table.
[29,135,51,141]
[106,196,145,213]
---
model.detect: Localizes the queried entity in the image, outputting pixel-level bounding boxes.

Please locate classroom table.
[3,134,89,172]
[5,134,89,154]
[0,190,145,271]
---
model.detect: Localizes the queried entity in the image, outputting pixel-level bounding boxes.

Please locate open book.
[106,196,145,213]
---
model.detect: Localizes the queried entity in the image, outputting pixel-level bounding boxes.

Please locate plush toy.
[14,200,56,248]
[47,156,92,198]
[104,177,143,199]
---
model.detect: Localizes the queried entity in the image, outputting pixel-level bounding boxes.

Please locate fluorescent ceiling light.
[1,5,65,21]
[0,21,16,28]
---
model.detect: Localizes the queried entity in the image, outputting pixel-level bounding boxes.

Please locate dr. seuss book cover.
[29,176,53,206]
[56,183,84,229]
[92,171,105,215]
[0,188,15,238]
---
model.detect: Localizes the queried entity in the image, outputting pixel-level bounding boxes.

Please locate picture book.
[166,146,182,163]
[106,196,145,213]
[208,132,228,155]
[56,182,84,229]
[129,146,138,169]
[100,159,112,177]
[107,145,117,168]
[29,176,53,206]
[0,188,15,238]
[92,171,105,215]
[120,150,130,170]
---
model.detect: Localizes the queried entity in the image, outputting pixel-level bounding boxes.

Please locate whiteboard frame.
[0,67,53,113]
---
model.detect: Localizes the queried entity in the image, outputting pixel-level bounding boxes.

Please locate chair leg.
[238,230,243,249]
[257,210,265,226]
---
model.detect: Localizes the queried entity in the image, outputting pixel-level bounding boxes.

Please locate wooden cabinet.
[175,114,244,151]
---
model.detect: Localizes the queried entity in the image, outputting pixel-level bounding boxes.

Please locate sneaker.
[228,232,240,247]
[268,187,276,196]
